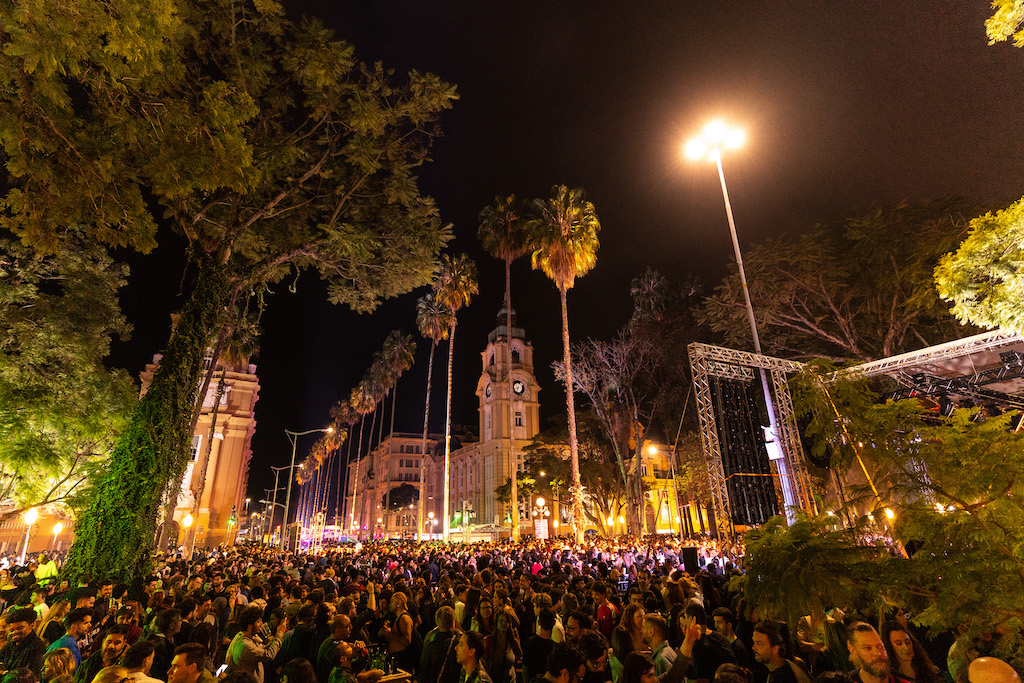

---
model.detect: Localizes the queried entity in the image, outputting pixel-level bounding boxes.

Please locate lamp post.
[182,513,195,558]
[51,522,63,551]
[19,508,37,565]
[685,120,798,524]
[282,427,333,550]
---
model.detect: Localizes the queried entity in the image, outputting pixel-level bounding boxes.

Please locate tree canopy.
[0,0,456,582]
[700,199,980,362]
[0,231,135,518]
[935,196,1024,334]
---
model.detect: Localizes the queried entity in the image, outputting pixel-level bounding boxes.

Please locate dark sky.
[111,3,1024,507]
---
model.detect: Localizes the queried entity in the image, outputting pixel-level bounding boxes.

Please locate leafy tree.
[700,200,980,362]
[414,293,451,540]
[0,0,455,582]
[768,364,1024,668]
[0,232,135,518]
[935,197,1024,334]
[478,194,533,541]
[433,253,479,540]
[987,1,1024,45]
[528,185,601,540]
[347,380,376,534]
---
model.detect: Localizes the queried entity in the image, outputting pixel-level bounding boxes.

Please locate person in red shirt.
[591,583,618,641]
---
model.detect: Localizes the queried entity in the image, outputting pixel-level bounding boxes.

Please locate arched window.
[511,349,520,363]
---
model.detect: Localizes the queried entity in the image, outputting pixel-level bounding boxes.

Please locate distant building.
[141,353,259,549]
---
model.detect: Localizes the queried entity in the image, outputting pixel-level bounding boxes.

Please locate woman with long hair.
[485,607,521,683]
[619,604,645,652]
[37,600,71,645]
[610,626,636,683]
[880,622,942,683]
[471,598,496,634]
[41,648,76,683]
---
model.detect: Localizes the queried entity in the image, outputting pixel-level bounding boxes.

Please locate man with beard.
[0,607,46,676]
[751,621,812,683]
[846,622,894,683]
[76,626,129,683]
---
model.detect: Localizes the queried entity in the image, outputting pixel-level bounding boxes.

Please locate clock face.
[484,384,492,398]
[512,380,525,395]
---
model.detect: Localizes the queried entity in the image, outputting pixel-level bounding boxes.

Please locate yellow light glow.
[606,517,614,525]
[24,508,38,525]
[535,497,546,507]
[376,517,382,523]
[52,522,63,536]
[646,445,658,456]
[552,520,559,528]
[685,120,745,163]
[183,513,194,528]
[428,511,434,519]
[618,515,626,524]
[326,426,335,434]
[885,508,895,520]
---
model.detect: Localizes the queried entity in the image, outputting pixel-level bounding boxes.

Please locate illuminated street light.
[884,507,896,520]
[20,508,38,565]
[282,426,334,549]
[51,522,63,551]
[684,119,798,524]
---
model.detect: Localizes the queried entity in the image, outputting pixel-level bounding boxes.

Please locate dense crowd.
[0,537,1017,683]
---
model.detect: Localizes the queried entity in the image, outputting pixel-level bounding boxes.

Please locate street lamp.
[19,508,37,565]
[282,426,333,550]
[685,119,798,524]
[51,522,63,551]
[182,513,195,558]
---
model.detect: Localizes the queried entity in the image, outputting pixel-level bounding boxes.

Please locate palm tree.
[348,381,376,536]
[331,400,358,529]
[528,185,601,542]
[376,330,416,534]
[478,194,533,540]
[415,293,452,540]
[433,254,479,541]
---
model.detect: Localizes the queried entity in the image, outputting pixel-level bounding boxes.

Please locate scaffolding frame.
[689,330,1024,536]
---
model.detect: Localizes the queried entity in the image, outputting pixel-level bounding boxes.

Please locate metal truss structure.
[690,330,1024,536]
[688,343,815,535]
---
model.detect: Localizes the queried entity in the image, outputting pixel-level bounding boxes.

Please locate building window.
[190,435,202,461]
[511,349,520,363]
[641,465,648,476]
[515,411,523,427]
[489,353,495,366]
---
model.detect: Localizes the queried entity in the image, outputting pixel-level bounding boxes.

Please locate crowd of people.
[0,537,1017,683]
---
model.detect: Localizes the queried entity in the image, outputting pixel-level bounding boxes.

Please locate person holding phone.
[225,607,285,683]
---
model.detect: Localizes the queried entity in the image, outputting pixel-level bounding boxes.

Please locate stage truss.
[688,329,1024,536]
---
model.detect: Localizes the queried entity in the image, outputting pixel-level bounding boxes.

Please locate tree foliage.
[0,0,456,582]
[0,231,135,517]
[987,1,1024,46]
[766,365,1024,668]
[935,196,1024,334]
[700,200,980,361]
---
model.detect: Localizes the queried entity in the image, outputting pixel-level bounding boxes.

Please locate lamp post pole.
[686,122,798,525]
[282,427,333,551]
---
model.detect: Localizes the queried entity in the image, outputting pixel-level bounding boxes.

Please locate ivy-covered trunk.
[63,265,231,584]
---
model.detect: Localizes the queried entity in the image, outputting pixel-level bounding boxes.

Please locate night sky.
[109,3,1024,506]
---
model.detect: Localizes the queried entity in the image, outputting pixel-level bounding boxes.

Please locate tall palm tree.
[375,331,416,534]
[478,194,532,540]
[348,382,376,536]
[434,254,479,541]
[528,185,601,542]
[415,293,452,540]
[331,400,358,529]
[362,363,389,537]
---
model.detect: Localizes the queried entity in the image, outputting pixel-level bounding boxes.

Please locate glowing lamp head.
[183,513,194,529]
[428,511,434,519]
[884,508,896,520]
[646,445,658,456]
[606,517,615,526]
[24,508,38,525]
[618,515,626,524]
[52,522,63,536]
[326,426,335,434]
[535,497,545,507]
[685,120,745,162]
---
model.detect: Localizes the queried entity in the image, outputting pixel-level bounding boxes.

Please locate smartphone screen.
[216,665,228,676]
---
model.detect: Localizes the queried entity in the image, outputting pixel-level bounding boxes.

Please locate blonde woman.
[38,599,71,645]
[42,647,76,683]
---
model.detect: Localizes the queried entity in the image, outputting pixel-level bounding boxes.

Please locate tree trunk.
[349,414,367,535]
[384,385,398,537]
[559,287,583,543]
[63,264,231,584]
[337,422,355,529]
[504,259,519,541]
[417,342,437,541]
[362,405,380,539]
[443,320,456,542]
